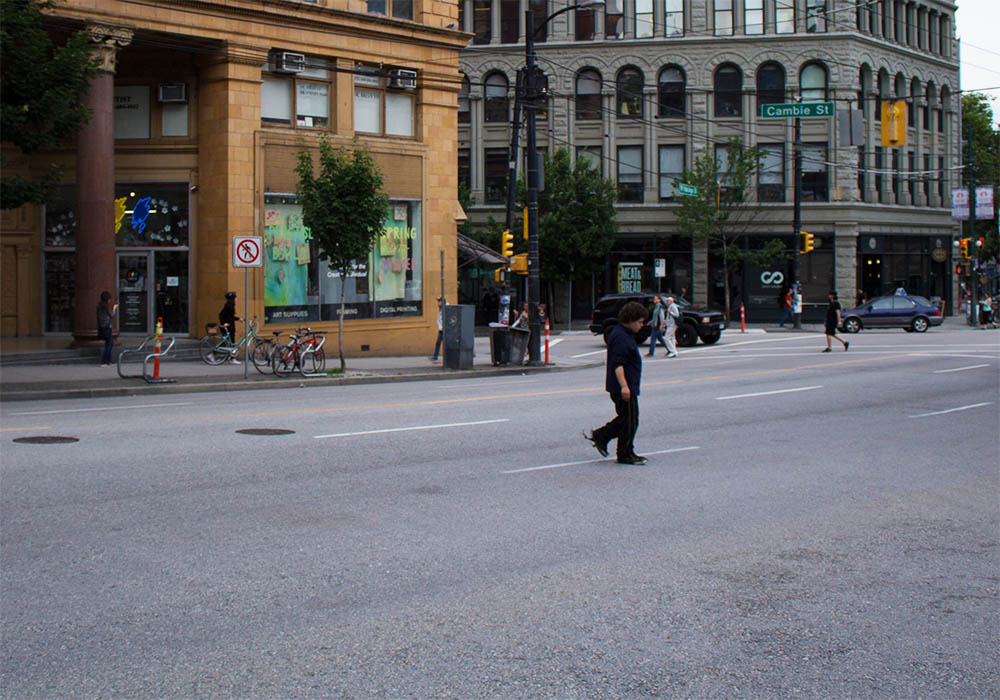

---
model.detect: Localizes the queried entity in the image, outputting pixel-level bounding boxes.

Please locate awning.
[457,232,507,266]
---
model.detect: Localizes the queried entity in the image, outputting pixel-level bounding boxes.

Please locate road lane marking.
[0,426,51,432]
[9,402,195,416]
[909,402,993,418]
[314,418,509,439]
[571,349,605,358]
[503,446,700,474]
[716,385,823,401]
[932,364,991,374]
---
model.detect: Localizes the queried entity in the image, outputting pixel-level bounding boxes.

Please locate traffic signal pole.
[966,139,979,327]
[793,115,802,329]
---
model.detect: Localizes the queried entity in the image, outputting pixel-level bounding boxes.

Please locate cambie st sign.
[760,102,834,119]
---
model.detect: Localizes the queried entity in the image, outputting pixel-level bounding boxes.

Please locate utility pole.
[966,138,979,327]
[792,115,803,329]
[502,69,524,322]
[524,9,542,365]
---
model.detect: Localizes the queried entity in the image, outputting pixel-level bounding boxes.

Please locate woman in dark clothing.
[219,291,239,340]
[96,291,118,367]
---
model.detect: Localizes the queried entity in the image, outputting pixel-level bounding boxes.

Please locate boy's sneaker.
[582,430,609,458]
[617,454,648,465]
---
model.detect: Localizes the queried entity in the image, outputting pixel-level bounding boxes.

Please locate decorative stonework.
[85,24,133,72]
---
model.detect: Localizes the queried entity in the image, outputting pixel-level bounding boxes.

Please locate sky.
[955,0,1000,123]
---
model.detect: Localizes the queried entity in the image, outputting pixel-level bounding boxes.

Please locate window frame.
[714,0,733,35]
[484,147,510,204]
[806,0,826,32]
[775,0,794,33]
[576,145,603,175]
[484,72,510,123]
[616,145,644,202]
[756,62,785,114]
[575,69,603,121]
[616,67,644,119]
[658,144,685,201]
[665,0,684,36]
[353,66,416,138]
[261,60,333,130]
[744,0,763,35]
[657,66,686,118]
[801,142,829,202]
[799,62,828,102]
[367,0,413,20]
[714,64,742,118]
[757,143,785,202]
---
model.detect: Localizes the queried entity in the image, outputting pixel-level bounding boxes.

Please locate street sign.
[759,102,834,119]
[677,183,698,196]
[233,236,263,267]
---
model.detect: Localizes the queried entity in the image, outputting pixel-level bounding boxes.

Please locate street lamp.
[524,0,604,365]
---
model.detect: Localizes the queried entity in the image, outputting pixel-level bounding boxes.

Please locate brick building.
[1,0,467,355]
[457,0,961,322]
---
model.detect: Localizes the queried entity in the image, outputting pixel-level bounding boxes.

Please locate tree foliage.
[673,137,787,315]
[1,0,99,209]
[961,93,1000,260]
[296,138,389,370]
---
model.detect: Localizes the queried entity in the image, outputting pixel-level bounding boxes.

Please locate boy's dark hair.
[619,301,648,324]
[829,291,838,300]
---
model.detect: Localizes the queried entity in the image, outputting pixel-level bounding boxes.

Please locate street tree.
[296,138,389,371]
[961,93,999,261]
[673,137,786,318]
[1,0,99,210]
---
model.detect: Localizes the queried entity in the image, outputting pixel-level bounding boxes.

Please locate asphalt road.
[2,329,998,699]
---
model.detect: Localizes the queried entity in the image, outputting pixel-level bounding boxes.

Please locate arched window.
[458,74,470,124]
[484,72,509,123]
[616,67,644,118]
[575,69,602,121]
[756,62,785,113]
[800,63,827,102]
[714,64,742,117]
[657,67,685,118]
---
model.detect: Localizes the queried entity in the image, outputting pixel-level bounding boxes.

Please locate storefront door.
[118,253,150,334]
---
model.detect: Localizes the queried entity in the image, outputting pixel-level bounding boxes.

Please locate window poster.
[263,195,423,324]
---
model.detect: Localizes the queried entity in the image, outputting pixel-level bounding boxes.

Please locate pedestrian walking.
[779,288,794,327]
[431,297,443,361]
[583,301,648,465]
[219,291,240,364]
[792,283,803,326]
[855,288,866,308]
[823,291,850,353]
[663,295,680,358]
[647,295,668,357]
[96,291,118,367]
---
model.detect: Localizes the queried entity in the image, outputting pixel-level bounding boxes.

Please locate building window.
[923,84,934,130]
[261,77,293,125]
[806,0,826,32]
[757,144,784,202]
[891,149,900,199]
[714,64,742,117]
[874,146,884,201]
[922,153,931,201]
[354,66,415,137]
[938,156,945,200]
[576,69,602,120]
[775,0,794,33]
[500,0,518,43]
[665,0,684,36]
[658,145,684,200]
[714,0,733,35]
[801,143,828,201]
[635,0,654,37]
[744,0,763,34]
[114,86,150,139]
[800,63,827,102]
[531,0,549,42]
[907,151,916,198]
[261,58,333,129]
[858,146,865,194]
[473,0,491,44]
[756,62,785,113]
[577,145,603,174]
[881,0,890,36]
[606,0,624,38]
[484,148,509,203]
[458,75,470,124]
[576,2,596,39]
[458,148,470,194]
[484,72,509,123]
[617,145,643,202]
[368,0,413,19]
[657,67,685,118]
[617,67,644,118]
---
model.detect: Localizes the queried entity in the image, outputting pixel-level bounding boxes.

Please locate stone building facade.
[1,0,467,355]
[457,0,961,322]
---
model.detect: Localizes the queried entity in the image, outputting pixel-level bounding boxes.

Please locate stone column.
[73,24,132,346]
[834,221,859,305]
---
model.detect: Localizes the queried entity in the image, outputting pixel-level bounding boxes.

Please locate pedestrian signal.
[510,253,528,274]
[880,100,906,147]
[494,267,505,283]
[800,231,815,254]
[501,229,514,258]
[955,264,963,276]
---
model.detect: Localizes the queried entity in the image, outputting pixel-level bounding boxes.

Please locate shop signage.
[931,248,947,263]
[618,262,642,293]
[654,258,665,278]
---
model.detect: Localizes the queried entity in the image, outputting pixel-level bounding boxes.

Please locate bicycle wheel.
[251,340,274,374]
[271,345,297,377]
[303,346,326,375]
[199,335,229,365]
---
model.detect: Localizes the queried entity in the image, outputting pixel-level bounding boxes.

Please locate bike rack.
[298,334,327,378]
[117,335,177,384]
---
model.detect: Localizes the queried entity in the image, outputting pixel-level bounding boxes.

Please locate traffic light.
[960,238,969,258]
[880,100,907,147]
[523,207,529,241]
[494,267,505,283]
[800,231,815,254]
[501,229,514,258]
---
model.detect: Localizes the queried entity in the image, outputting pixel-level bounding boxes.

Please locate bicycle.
[271,327,326,377]
[199,319,272,373]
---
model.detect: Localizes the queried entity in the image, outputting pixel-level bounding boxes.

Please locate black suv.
[589,293,727,347]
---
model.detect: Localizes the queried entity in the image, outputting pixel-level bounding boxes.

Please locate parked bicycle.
[199,319,271,373]
[271,327,326,377]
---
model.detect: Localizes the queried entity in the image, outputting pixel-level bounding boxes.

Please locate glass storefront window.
[44,252,75,332]
[263,194,423,323]
[115,183,190,246]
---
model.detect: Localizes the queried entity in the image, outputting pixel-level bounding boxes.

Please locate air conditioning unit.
[278,52,306,73]
[388,69,417,89]
[157,83,187,103]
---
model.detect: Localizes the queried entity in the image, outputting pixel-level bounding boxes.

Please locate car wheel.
[699,330,721,344]
[675,323,698,347]
[911,316,929,333]
[843,317,862,334]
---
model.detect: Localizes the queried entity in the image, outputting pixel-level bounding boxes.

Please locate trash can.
[509,326,530,365]
[490,325,510,365]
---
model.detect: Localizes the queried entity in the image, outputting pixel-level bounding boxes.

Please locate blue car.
[840,294,943,333]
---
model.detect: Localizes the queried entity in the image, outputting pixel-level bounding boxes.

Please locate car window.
[910,296,931,307]
[870,297,893,310]
[893,297,916,310]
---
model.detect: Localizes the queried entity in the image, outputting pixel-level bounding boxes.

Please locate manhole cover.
[12,436,80,444]
[235,428,295,436]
